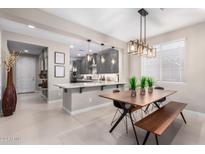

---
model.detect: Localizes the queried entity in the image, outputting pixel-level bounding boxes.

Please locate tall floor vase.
[2,68,17,116]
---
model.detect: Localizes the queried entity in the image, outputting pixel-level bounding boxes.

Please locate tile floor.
[0,93,205,145]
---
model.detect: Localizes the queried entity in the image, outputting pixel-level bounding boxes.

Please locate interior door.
[16,55,36,93]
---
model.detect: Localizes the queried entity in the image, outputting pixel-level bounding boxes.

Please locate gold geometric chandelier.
[128,8,156,57]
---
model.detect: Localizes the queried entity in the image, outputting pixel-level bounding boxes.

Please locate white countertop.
[55,81,127,89]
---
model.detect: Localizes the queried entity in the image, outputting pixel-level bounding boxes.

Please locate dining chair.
[110,89,126,129]
[144,86,166,113]
[111,89,142,134]
[154,86,166,106]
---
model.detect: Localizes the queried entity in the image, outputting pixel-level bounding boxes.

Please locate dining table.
[99,89,176,144]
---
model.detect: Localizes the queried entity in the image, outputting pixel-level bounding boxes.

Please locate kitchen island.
[55,81,126,115]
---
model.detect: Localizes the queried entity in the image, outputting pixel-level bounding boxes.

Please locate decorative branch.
[3,50,22,72]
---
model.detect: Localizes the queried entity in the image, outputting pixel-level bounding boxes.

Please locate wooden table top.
[99,89,176,107]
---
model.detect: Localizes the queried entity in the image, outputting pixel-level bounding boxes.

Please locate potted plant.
[140,76,147,95]
[129,76,137,97]
[147,77,154,93]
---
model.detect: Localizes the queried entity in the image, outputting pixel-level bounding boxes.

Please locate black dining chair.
[110,89,126,129]
[154,86,166,106]
[144,86,166,113]
[110,89,141,134]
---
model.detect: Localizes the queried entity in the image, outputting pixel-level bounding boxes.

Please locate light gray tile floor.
[0,93,204,145]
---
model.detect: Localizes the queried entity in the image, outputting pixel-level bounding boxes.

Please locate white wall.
[0,28,2,103]
[130,21,205,113]
[1,31,70,102]
[0,8,129,80]
[0,8,129,83]
[1,31,129,104]
[129,55,141,78]
[0,9,126,49]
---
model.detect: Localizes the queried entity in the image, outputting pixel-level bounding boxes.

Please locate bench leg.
[155,134,159,145]
[129,112,139,145]
[143,131,150,145]
[180,112,187,124]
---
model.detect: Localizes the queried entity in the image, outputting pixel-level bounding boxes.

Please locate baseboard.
[48,99,62,104]
[62,106,72,115]
[62,102,112,115]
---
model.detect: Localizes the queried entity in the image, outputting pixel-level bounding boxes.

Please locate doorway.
[7,40,48,101]
[16,55,36,93]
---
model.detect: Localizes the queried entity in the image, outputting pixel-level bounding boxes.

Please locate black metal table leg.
[154,102,160,109]
[180,112,187,124]
[109,109,128,133]
[144,104,150,113]
[129,111,140,145]
[143,131,150,145]
[155,134,159,145]
[125,115,128,134]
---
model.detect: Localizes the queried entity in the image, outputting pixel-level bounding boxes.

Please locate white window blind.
[142,39,185,82]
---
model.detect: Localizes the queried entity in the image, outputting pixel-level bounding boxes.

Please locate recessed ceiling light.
[70,45,74,48]
[28,25,35,29]
[77,54,81,56]
[89,49,92,52]
[24,50,28,53]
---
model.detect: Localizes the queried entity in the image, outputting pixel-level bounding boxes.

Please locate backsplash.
[82,73,119,82]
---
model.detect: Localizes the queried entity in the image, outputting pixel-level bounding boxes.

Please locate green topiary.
[140,76,147,90]
[147,77,154,88]
[129,76,137,90]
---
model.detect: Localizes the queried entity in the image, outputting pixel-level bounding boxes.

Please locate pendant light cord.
[140,14,142,42]
[144,15,146,43]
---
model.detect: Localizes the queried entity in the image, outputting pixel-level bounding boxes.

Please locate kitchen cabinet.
[72,48,119,74]
[97,49,119,74]
[80,56,92,74]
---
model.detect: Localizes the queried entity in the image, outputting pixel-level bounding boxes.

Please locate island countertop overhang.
[54,81,127,89]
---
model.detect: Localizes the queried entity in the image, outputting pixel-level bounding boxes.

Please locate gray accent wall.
[72,48,119,75]
[97,48,119,74]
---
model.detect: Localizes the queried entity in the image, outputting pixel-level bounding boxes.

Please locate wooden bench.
[135,101,187,145]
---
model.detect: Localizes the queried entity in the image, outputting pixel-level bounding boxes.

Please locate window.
[141,39,185,82]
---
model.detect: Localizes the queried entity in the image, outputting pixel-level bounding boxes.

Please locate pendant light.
[100,43,105,63]
[87,39,92,62]
[128,8,156,58]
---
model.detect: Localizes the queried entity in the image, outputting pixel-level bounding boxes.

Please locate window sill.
[157,81,186,85]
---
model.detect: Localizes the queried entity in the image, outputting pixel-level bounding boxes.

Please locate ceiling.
[2,8,205,56]
[0,18,111,57]
[7,40,46,55]
[41,8,205,41]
